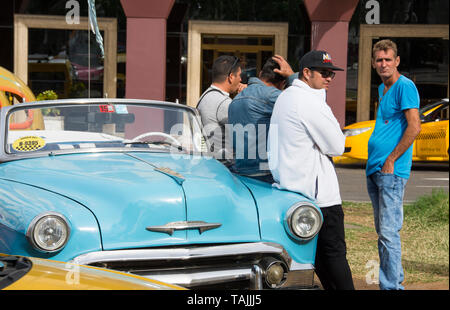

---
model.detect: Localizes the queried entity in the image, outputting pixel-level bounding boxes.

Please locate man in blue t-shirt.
[366,39,421,290]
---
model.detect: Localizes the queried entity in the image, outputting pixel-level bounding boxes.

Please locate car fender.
[236,176,322,265]
[0,178,102,261]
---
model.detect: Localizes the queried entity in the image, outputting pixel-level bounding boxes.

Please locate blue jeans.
[367,171,408,290]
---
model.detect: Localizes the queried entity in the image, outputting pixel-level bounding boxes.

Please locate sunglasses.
[227,56,240,76]
[310,68,336,79]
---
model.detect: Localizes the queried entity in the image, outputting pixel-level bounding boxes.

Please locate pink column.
[120,0,175,100]
[120,0,175,138]
[304,0,359,127]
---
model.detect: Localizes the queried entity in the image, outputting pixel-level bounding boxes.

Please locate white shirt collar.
[293,79,327,95]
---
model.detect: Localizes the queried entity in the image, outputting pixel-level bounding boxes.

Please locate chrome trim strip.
[141,267,254,288]
[72,242,288,265]
[140,265,314,289]
[146,221,221,235]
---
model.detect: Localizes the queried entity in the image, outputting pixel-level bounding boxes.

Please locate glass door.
[200,35,275,94]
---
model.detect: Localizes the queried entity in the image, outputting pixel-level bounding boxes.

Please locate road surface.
[336,162,449,203]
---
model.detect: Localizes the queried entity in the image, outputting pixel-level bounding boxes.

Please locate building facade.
[1,0,448,126]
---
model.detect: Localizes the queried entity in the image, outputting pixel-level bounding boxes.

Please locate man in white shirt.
[268,50,354,290]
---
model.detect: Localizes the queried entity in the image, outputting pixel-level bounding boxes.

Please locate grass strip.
[343,189,449,285]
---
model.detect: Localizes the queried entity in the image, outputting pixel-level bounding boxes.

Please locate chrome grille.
[72,242,316,289]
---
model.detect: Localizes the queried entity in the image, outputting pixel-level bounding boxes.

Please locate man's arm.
[216,97,232,125]
[381,108,421,173]
[302,100,345,157]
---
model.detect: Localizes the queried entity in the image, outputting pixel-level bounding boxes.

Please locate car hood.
[343,120,375,130]
[0,152,260,250]
[1,254,184,290]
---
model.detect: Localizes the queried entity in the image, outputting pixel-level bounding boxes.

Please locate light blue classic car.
[0,99,322,289]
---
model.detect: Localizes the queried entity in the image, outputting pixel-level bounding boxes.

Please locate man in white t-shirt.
[197,55,245,166]
[268,50,354,290]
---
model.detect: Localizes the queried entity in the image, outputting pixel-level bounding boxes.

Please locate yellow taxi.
[0,66,44,130]
[335,99,449,163]
[1,254,185,290]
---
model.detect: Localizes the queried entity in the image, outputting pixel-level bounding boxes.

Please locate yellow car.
[335,99,449,163]
[1,254,185,290]
[0,66,44,130]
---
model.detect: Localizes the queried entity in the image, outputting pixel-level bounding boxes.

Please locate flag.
[87,0,104,57]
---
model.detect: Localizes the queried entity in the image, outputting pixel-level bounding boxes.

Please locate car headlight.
[285,202,322,241]
[27,212,70,253]
[342,127,371,137]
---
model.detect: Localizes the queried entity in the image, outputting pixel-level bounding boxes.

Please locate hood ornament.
[153,167,185,185]
[146,221,221,235]
[124,153,185,185]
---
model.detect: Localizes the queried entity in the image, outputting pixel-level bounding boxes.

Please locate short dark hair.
[373,39,398,58]
[212,55,240,83]
[259,58,286,85]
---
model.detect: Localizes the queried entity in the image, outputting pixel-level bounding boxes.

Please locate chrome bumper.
[71,242,315,289]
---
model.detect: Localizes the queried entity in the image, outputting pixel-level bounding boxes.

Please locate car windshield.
[4,101,207,157]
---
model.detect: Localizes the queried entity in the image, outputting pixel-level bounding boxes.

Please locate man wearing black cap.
[268,50,354,290]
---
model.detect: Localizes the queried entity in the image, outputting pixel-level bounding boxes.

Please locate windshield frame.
[419,99,449,122]
[0,98,211,163]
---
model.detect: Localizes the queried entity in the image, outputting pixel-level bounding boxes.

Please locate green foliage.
[36,90,58,101]
[37,90,60,116]
[69,82,87,98]
[404,189,449,225]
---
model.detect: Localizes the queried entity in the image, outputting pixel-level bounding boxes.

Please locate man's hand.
[237,83,247,93]
[381,108,421,174]
[272,55,294,77]
[381,157,395,174]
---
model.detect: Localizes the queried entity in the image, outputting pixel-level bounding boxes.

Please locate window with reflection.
[28,29,105,99]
